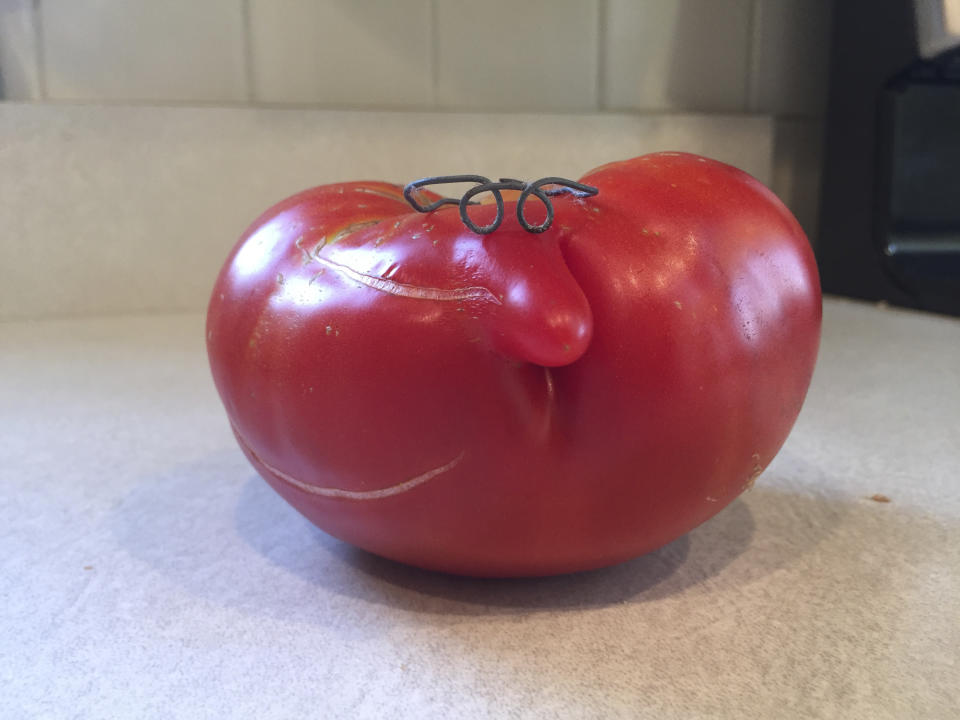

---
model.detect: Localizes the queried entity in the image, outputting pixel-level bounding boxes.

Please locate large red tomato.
[207,153,821,577]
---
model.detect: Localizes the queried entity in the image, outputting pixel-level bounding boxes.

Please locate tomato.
[206,153,821,577]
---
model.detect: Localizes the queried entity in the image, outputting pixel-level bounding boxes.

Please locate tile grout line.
[596,0,607,111]
[241,0,256,104]
[32,0,47,99]
[745,0,761,113]
[429,0,439,108]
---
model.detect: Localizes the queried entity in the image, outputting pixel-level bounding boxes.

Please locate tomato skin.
[207,154,821,577]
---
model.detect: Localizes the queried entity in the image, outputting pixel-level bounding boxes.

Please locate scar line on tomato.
[235,426,465,500]
[312,254,500,305]
[353,186,406,201]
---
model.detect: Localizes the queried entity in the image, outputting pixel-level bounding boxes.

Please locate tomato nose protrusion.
[477,232,594,368]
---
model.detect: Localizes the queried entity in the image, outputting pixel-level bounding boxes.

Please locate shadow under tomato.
[109,448,843,625]
[107,447,952,713]
[231,473,756,613]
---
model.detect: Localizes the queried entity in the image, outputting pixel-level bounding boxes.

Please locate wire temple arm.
[401,175,599,235]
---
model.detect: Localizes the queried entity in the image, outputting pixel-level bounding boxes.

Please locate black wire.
[402,175,599,235]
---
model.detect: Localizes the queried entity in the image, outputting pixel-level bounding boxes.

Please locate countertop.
[2,297,958,719]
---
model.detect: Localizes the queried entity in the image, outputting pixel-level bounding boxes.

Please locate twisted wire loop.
[402,175,599,235]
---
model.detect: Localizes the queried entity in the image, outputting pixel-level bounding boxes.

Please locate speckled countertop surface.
[2,297,958,719]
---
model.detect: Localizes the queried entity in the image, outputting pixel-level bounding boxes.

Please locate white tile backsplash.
[0,0,41,99]
[41,0,247,102]
[2,0,837,117]
[249,0,433,107]
[0,0,832,246]
[602,0,753,112]
[435,0,599,111]
[749,0,833,116]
